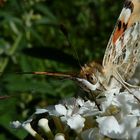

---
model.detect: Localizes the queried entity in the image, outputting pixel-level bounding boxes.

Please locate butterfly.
[22,0,140,101]
[79,0,140,92]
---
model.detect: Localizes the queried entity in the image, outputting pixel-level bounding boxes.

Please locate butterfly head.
[76,61,106,92]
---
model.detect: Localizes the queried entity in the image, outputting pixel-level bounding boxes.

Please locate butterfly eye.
[86,74,97,85]
[91,75,98,85]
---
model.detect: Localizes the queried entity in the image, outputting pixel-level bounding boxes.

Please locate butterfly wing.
[103,0,140,81]
[113,23,140,80]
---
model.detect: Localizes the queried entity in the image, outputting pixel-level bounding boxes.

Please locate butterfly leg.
[114,71,140,102]
[122,81,139,88]
[116,70,140,89]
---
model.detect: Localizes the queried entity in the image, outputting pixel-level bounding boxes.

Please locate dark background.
[0,0,123,139]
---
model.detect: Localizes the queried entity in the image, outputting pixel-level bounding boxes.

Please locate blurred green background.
[0,0,122,139]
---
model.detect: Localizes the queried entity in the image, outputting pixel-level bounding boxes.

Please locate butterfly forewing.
[103,0,140,81]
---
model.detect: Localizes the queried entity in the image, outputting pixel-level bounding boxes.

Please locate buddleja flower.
[53,98,100,132]
[11,88,140,140]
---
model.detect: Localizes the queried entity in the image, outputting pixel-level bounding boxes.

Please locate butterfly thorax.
[103,64,122,89]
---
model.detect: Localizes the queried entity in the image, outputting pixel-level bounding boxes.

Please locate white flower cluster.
[11,87,140,140]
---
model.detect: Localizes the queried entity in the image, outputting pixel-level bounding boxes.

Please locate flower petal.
[55,104,67,116]
[67,114,85,132]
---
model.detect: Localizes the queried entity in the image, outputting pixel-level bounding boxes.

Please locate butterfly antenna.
[90,91,101,111]
[60,24,82,69]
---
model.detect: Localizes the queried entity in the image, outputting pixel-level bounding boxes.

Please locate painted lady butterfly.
[78,0,140,94]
